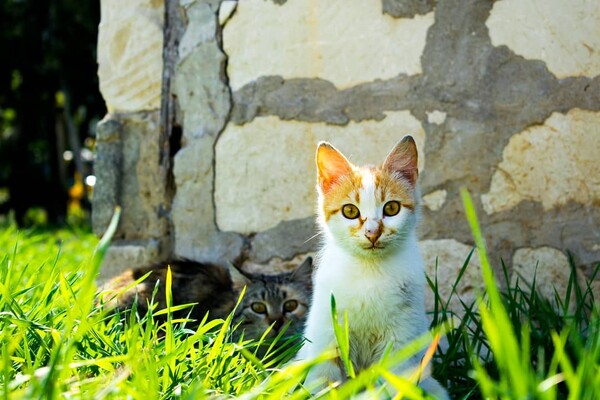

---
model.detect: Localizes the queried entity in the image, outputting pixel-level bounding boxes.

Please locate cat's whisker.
[303,231,322,244]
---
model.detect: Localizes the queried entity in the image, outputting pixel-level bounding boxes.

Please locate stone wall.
[94,0,600,307]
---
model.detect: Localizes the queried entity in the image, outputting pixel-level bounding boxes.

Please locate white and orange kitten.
[297,136,448,398]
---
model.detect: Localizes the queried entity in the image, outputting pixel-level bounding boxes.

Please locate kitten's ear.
[316,142,353,193]
[382,136,419,186]
[226,262,251,290]
[290,256,313,286]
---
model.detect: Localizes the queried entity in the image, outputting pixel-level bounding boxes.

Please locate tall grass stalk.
[459,188,599,399]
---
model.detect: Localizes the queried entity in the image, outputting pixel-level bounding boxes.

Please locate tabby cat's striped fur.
[101,258,313,341]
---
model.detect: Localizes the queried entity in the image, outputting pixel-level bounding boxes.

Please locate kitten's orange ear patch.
[316,142,353,193]
[382,136,419,186]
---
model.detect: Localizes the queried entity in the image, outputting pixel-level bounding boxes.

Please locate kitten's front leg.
[418,377,449,400]
[389,358,449,400]
[297,328,343,390]
[303,357,345,391]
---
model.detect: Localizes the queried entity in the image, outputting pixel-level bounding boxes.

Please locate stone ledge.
[97,239,163,283]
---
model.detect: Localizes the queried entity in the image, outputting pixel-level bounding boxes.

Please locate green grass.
[0,196,598,399]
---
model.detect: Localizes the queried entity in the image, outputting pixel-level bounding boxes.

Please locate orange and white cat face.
[316,136,420,258]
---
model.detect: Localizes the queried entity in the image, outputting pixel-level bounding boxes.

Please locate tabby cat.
[100,257,313,342]
[296,137,448,398]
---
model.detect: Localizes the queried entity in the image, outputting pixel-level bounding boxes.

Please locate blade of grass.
[461,187,529,398]
[331,293,355,379]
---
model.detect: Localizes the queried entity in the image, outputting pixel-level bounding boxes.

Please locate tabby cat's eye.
[251,302,267,314]
[283,299,298,312]
[341,204,360,219]
[383,201,401,217]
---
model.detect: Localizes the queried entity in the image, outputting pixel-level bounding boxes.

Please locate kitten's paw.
[419,377,449,400]
[302,360,344,394]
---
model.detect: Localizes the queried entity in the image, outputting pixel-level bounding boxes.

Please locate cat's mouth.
[363,244,385,250]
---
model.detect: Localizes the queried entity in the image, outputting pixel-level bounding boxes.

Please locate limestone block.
[174,0,230,139]
[420,239,483,314]
[97,0,164,112]
[249,217,319,263]
[242,253,315,275]
[487,0,600,78]
[511,247,581,306]
[223,0,434,90]
[481,110,600,214]
[97,239,161,282]
[178,1,218,61]
[422,189,447,211]
[218,0,237,26]
[382,0,436,18]
[172,139,214,233]
[172,137,245,263]
[174,42,230,138]
[92,116,123,236]
[119,112,169,240]
[215,111,425,234]
[169,1,244,264]
[426,110,447,125]
[93,112,169,241]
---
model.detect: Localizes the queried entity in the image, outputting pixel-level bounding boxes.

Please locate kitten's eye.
[341,204,360,219]
[383,201,401,217]
[250,302,267,314]
[283,300,298,312]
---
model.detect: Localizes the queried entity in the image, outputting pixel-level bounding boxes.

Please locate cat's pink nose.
[364,222,382,244]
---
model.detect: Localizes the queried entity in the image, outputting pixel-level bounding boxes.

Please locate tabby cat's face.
[316,137,419,259]
[232,258,312,341]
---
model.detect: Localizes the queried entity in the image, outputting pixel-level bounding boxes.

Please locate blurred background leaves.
[0,0,104,227]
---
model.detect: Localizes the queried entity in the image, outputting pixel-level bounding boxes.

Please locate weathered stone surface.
[93,111,170,243]
[487,0,600,79]
[170,0,245,264]
[92,116,123,236]
[382,0,436,18]
[223,0,433,90]
[172,136,244,264]
[215,112,425,233]
[96,0,600,292]
[242,253,315,275]
[420,239,483,313]
[426,110,447,125]
[249,217,319,264]
[422,189,447,211]
[97,0,164,112]
[232,75,419,126]
[511,247,583,306]
[174,1,229,138]
[218,0,237,25]
[481,110,600,214]
[98,239,161,282]
[484,202,600,275]
[118,112,170,240]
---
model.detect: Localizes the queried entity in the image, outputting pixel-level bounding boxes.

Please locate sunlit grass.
[0,198,598,399]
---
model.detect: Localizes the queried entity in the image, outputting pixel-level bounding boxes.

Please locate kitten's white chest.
[335,274,407,369]
[301,239,427,370]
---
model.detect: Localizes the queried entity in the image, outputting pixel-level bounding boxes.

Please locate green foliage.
[330,293,356,379]
[426,190,599,399]
[0,198,598,399]
[0,0,104,224]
